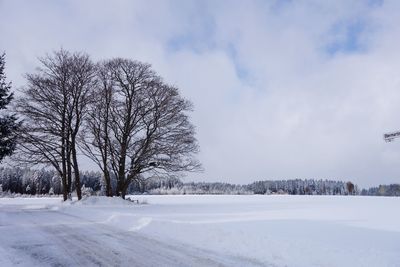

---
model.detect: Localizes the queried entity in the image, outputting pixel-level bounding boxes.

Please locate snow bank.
[127,195,400,266]
[73,196,134,206]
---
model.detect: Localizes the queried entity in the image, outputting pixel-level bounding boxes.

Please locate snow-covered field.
[1,195,399,267]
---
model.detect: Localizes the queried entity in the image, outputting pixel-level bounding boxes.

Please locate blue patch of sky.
[222,43,253,104]
[325,19,368,55]
[166,3,216,54]
[226,43,252,83]
[165,9,252,85]
[167,34,196,52]
[166,25,217,54]
[167,35,254,92]
[268,0,292,13]
[366,0,384,8]
[325,1,383,56]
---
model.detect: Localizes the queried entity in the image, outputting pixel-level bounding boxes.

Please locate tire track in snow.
[0,206,268,267]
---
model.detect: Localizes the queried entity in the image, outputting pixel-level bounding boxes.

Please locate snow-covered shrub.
[81,184,94,197]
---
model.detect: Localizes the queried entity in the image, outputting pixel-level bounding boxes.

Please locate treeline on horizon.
[0,167,398,197]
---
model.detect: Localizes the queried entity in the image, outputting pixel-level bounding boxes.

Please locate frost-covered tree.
[81,184,93,197]
[25,184,31,194]
[0,53,18,163]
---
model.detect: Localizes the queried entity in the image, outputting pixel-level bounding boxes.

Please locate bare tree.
[83,58,201,198]
[67,53,97,200]
[16,49,96,201]
[80,62,114,196]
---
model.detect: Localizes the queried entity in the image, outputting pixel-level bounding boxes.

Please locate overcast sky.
[2,0,400,187]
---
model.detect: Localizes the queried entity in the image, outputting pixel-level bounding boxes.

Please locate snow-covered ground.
[1,195,399,266]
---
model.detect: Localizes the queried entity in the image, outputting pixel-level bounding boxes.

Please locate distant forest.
[0,167,399,197]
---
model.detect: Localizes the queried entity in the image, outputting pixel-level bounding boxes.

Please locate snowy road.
[0,204,264,267]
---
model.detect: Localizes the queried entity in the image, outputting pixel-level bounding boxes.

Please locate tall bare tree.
[67,53,97,199]
[83,58,201,198]
[80,62,114,196]
[16,49,96,201]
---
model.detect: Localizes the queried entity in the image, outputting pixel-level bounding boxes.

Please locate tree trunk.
[61,173,68,201]
[71,140,82,200]
[66,145,72,198]
[121,183,129,199]
[117,153,126,197]
[117,177,124,197]
[103,168,112,197]
[61,130,68,201]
